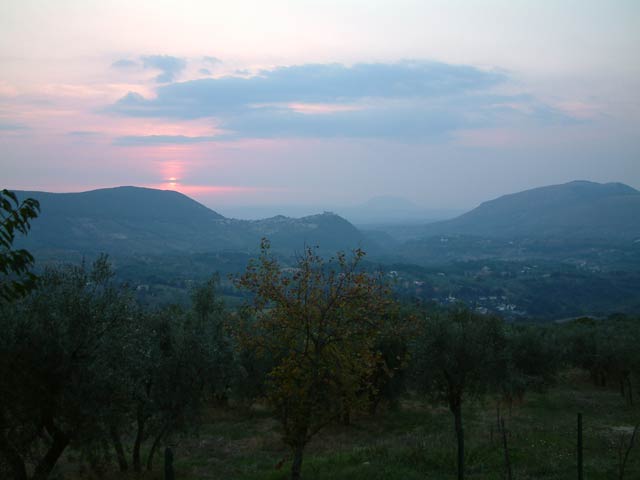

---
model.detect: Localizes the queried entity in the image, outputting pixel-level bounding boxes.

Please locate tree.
[365,304,415,416]
[411,307,506,480]
[236,239,391,480]
[0,256,133,480]
[499,325,560,413]
[111,276,233,474]
[562,316,640,405]
[191,275,235,406]
[0,189,39,302]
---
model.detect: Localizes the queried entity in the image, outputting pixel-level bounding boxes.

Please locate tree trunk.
[369,396,381,416]
[109,425,128,472]
[291,444,305,480]
[619,423,638,480]
[0,435,28,480]
[341,407,351,426]
[146,422,171,471]
[133,405,146,473]
[31,422,70,480]
[452,401,465,480]
[501,418,512,480]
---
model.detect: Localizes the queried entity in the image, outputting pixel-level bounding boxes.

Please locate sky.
[1,0,639,213]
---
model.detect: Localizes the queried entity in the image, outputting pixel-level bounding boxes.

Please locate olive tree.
[0,256,133,480]
[411,307,506,480]
[500,325,560,413]
[116,277,233,473]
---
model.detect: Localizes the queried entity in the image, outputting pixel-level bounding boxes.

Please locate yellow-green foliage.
[236,239,392,477]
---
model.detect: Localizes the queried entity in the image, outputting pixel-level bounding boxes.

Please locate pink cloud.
[554,101,601,120]
[286,102,364,114]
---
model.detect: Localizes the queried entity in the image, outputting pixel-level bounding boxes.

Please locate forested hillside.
[14,187,366,255]
[412,181,640,241]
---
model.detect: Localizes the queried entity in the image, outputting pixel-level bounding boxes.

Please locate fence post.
[501,418,513,480]
[164,446,174,480]
[577,413,583,480]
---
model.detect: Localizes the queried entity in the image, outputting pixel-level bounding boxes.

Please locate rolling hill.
[413,181,640,241]
[13,187,367,256]
[12,181,640,263]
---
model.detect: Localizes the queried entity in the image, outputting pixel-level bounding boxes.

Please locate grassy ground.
[60,371,640,479]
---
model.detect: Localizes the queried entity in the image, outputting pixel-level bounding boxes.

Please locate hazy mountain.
[14,187,366,256]
[413,181,640,241]
[217,204,328,220]
[217,196,461,225]
[337,196,462,226]
[13,181,640,264]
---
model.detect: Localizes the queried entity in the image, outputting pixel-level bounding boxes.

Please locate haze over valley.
[13,179,640,320]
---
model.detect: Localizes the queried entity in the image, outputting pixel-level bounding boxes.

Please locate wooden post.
[577,413,583,480]
[164,447,174,480]
[501,418,512,480]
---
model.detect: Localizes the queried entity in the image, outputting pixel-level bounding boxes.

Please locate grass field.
[60,370,640,480]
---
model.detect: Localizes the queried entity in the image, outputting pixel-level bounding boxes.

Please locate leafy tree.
[0,189,39,302]
[499,325,560,413]
[191,275,235,406]
[0,256,133,480]
[236,239,391,480]
[561,316,640,405]
[114,276,233,473]
[366,305,415,415]
[411,307,506,480]
[560,318,605,384]
[232,305,276,407]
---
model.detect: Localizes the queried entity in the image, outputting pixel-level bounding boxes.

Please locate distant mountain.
[217,197,461,225]
[14,187,366,256]
[414,181,640,241]
[19,186,226,222]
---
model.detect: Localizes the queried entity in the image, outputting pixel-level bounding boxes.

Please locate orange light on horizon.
[167,176,179,187]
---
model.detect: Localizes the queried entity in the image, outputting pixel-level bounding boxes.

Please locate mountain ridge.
[13,187,367,256]
[413,180,640,241]
[11,180,640,259]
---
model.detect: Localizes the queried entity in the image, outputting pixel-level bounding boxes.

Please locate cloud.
[199,68,212,76]
[109,60,572,140]
[220,102,458,140]
[113,134,219,146]
[113,61,505,116]
[219,95,573,140]
[203,56,221,65]
[0,121,28,131]
[67,130,100,136]
[111,59,138,69]
[141,55,186,83]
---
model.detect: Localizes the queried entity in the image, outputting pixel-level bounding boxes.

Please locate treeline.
[0,257,234,479]
[2,250,640,479]
[2,191,640,480]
